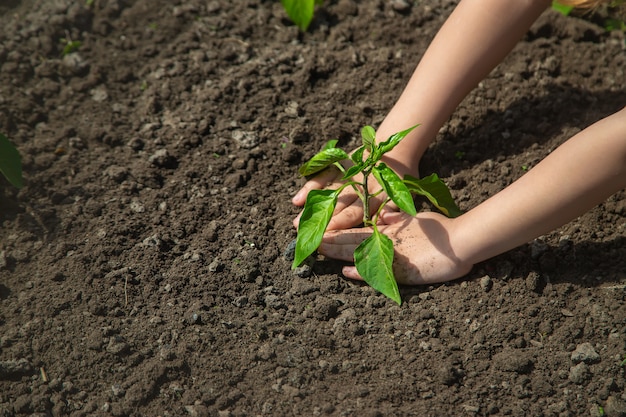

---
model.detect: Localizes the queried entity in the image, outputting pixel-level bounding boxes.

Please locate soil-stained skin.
[0,0,624,416]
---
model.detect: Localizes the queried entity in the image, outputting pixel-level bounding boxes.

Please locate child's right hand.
[291,165,373,231]
[291,154,414,231]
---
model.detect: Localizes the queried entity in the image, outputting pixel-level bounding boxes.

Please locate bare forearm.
[378,0,551,170]
[454,107,626,264]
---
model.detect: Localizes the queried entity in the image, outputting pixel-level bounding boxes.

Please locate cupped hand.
[292,165,390,230]
[292,154,414,231]
[318,211,473,285]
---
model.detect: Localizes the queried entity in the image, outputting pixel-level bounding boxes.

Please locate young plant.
[0,133,23,189]
[292,125,461,304]
[60,29,81,57]
[60,37,81,56]
[552,1,574,16]
[280,0,323,31]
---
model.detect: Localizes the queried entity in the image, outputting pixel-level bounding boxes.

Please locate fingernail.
[293,190,304,202]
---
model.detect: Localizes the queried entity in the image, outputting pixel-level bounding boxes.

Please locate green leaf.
[375,124,419,159]
[354,228,401,305]
[360,125,376,152]
[372,163,416,216]
[322,139,338,150]
[62,40,81,56]
[350,145,366,164]
[341,163,364,181]
[0,133,23,188]
[299,146,349,177]
[404,173,462,217]
[280,0,315,31]
[604,18,626,32]
[551,1,574,16]
[293,189,338,268]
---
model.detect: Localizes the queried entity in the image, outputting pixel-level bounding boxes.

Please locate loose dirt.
[1,1,625,416]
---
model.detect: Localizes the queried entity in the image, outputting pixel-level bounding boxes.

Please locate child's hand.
[292,153,414,231]
[319,211,473,285]
[292,165,389,230]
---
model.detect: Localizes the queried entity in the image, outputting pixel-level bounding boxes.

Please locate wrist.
[447,213,489,271]
[378,130,433,177]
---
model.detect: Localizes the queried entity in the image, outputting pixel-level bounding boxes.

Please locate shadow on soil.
[423,84,626,176]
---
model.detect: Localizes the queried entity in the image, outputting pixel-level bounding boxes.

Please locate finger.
[328,191,389,230]
[292,167,340,206]
[318,239,356,262]
[341,266,364,281]
[379,199,399,217]
[379,210,413,225]
[327,197,364,230]
[293,180,362,229]
[318,230,370,261]
[292,211,302,229]
[322,229,372,245]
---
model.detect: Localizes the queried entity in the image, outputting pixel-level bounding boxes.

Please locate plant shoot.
[293,125,461,304]
[280,0,323,31]
[0,133,23,189]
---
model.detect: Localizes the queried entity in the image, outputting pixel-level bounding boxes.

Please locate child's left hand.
[319,211,473,285]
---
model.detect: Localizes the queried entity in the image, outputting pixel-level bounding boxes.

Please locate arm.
[454,106,626,268]
[293,0,552,230]
[320,107,626,284]
[376,0,552,168]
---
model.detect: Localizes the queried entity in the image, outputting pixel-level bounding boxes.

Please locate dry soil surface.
[0,1,625,416]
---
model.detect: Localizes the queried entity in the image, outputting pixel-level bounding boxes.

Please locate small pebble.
[605,396,626,416]
[479,275,492,292]
[571,343,600,364]
[389,0,411,13]
[283,239,297,261]
[568,363,589,384]
[149,149,177,168]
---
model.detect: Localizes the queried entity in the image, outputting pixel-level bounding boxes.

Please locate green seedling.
[280,0,323,31]
[552,0,626,31]
[60,37,81,56]
[604,17,626,31]
[552,1,574,16]
[293,125,461,304]
[0,133,23,189]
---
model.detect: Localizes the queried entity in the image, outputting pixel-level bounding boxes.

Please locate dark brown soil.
[1,1,625,416]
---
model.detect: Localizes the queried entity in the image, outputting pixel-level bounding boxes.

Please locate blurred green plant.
[553,0,626,32]
[60,37,81,56]
[280,0,323,31]
[0,133,23,188]
[552,1,574,16]
[604,17,626,30]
